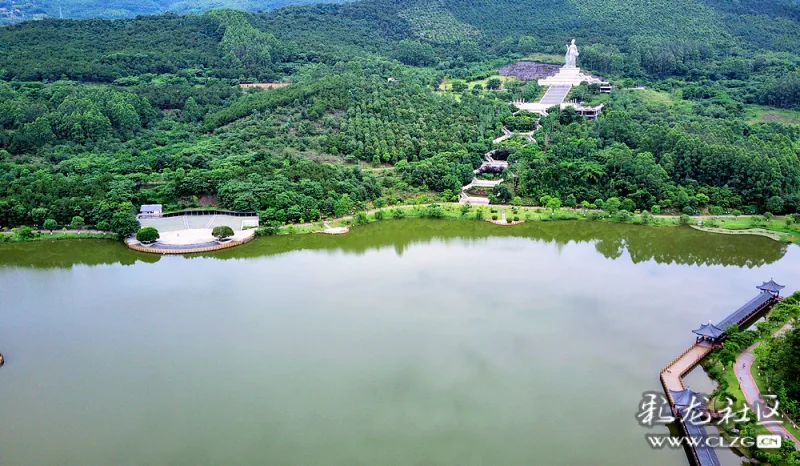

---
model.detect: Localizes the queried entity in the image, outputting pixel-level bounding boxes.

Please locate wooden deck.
[659,290,781,466]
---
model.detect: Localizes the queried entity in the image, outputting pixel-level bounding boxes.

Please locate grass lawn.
[439,74,517,91]
[745,106,800,125]
[520,53,564,65]
[709,362,774,439]
[751,352,800,440]
[632,89,674,104]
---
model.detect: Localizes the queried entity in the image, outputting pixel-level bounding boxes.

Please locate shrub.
[641,211,652,224]
[679,214,691,225]
[392,208,406,219]
[651,205,661,215]
[354,212,369,225]
[43,218,58,231]
[708,205,723,215]
[17,226,35,240]
[616,210,632,222]
[212,225,234,240]
[492,214,498,220]
[475,209,484,220]
[97,221,111,231]
[732,209,742,218]
[513,216,519,221]
[136,227,160,243]
[70,216,85,230]
[764,212,774,220]
[256,221,281,236]
[374,210,384,221]
[423,204,445,219]
[587,211,601,221]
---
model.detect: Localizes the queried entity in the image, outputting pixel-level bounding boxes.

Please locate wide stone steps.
[540,85,571,105]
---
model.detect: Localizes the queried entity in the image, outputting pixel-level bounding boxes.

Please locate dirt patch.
[197,194,218,207]
[466,187,492,196]
[498,62,560,81]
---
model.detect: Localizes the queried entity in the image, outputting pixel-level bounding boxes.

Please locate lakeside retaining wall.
[127,234,254,255]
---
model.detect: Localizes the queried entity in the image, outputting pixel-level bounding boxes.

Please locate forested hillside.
[1,0,800,238]
[0,0,349,25]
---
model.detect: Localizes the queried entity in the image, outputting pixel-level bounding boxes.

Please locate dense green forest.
[0,0,349,25]
[0,0,799,238]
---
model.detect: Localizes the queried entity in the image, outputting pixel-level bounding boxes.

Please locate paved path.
[735,323,800,448]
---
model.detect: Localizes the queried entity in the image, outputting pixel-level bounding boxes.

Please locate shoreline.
[272,204,800,244]
[2,205,798,248]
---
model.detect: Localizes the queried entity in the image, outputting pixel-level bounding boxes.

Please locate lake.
[1,220,798,465]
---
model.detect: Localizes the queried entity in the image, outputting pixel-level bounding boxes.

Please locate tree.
[396,39,436,66]
[30,207,47,226]
[621,198,635,212]
[605,197,621,213]
[475,208,484,220]
[766,196,785,214]
[493,184,512,203]
[546,197,562,214]
[651,205,661,215]
[212,225,234,240]
[43,218,57,232]
[521,82,539,101]
[581,200,590,215]
[183,97,203,123]
[517,36,537,55]
[374,197,387,208]
[334,194,353,217]
[451,80,468,92]
[486,78,502,90]
[70,216,85,230]
[136,227,160,243]
[110,210,140,237]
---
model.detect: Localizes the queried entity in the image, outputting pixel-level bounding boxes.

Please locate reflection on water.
[0,220,797,466]
[0,220,790,269]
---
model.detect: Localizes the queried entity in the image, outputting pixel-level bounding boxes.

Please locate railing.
[161,210,258,218]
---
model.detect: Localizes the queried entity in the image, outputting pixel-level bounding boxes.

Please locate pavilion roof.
[670,388,704,408]
[693,322,725,339]
[757,279,784,293]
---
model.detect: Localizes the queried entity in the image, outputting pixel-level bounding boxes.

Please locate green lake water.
[1,220,798,466]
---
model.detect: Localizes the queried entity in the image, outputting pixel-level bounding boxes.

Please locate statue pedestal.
[538,66,601,87]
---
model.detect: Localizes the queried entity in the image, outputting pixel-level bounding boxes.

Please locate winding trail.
[735,323,800,448]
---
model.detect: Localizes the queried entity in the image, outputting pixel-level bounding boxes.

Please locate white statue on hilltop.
[565,39,579,68]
